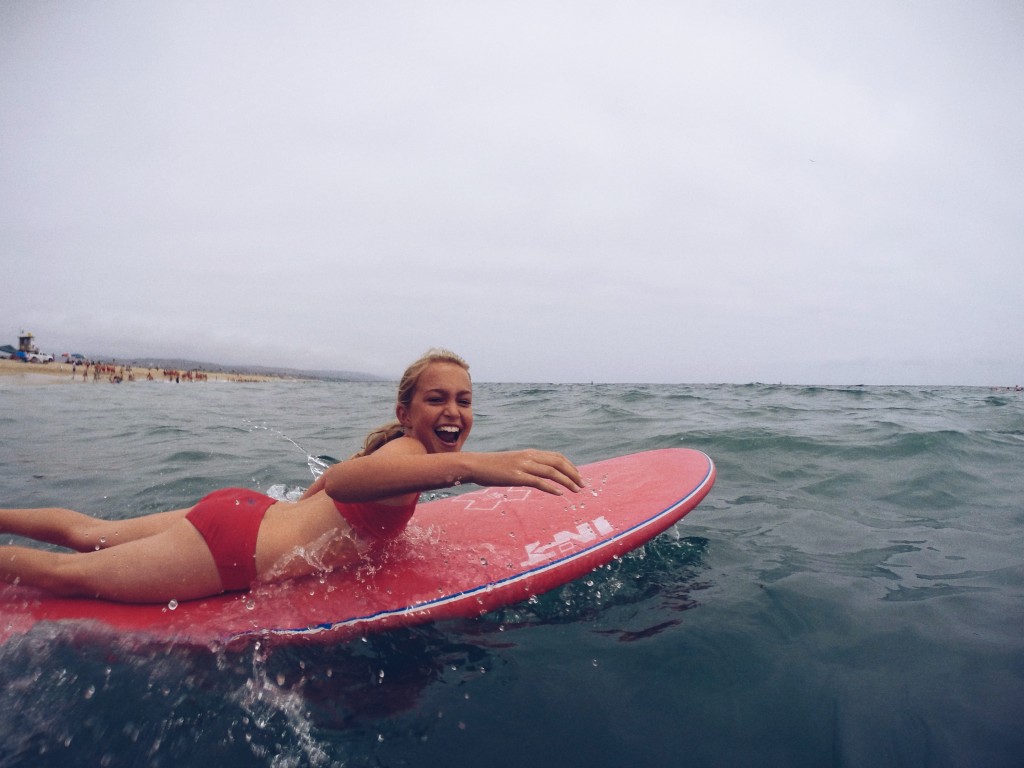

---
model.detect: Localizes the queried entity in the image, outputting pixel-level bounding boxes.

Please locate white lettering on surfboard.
[447,488,532,511]
[520,517,615,566]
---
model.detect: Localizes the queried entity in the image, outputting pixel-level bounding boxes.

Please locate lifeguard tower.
[18,331,39,355]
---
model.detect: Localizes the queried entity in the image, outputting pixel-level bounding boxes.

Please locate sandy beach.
[0,358,288,384]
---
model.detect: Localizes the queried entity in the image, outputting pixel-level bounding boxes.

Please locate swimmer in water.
[0,348,582,603]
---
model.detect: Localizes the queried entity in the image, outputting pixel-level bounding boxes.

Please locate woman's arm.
[321,437,582,503]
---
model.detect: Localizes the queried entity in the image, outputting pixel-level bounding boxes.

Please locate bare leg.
[0,507,190,552]
[0,519,223,602]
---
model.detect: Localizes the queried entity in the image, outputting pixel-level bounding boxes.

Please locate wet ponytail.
[351,421,405,459]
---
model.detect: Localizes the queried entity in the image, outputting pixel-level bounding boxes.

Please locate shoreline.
[0,358,297,384]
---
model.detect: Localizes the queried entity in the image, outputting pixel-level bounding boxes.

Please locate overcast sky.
[2,2,1021,384]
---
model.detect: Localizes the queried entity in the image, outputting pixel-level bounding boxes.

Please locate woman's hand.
[464,450,583,496]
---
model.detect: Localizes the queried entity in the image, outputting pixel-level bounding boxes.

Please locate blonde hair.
[352,348,470,458]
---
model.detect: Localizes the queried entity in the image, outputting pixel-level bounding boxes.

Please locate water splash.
[242,420,338,480]
[231,643,335,767]
[307,454,339,480]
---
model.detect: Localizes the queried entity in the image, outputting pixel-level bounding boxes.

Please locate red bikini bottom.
[186,488,276,591]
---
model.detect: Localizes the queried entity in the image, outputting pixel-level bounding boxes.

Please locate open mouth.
[435,425,462,445]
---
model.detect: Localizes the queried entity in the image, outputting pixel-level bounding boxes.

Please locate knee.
[66,521,118,553]
[2,552,77,597]
[40,555,102,598]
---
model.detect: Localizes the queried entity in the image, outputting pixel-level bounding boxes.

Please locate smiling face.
[396,361,474,453]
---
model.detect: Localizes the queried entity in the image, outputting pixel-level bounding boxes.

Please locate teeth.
[436,425,461,443]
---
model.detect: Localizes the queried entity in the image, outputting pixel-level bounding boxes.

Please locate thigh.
[63,519,223,603]
[92,508,192,548]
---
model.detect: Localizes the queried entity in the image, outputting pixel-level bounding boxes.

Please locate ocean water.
[0,379,1021,767]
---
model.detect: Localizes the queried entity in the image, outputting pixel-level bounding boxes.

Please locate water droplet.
[592,659,599,667]
[245,600,256,611]
[479,557,488,566]
[167,599,178,611]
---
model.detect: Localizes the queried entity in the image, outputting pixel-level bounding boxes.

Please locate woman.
[0,349,582,603]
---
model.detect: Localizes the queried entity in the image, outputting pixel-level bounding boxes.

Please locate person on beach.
[0,349,582,603]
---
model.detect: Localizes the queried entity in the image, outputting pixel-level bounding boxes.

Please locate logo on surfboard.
[447,488,532,510]
[520,517,615,566]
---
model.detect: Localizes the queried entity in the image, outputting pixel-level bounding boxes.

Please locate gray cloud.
[2,1,1022,383]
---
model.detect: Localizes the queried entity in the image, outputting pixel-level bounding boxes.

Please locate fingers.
[520,450,583,495]
[467,450,583,495]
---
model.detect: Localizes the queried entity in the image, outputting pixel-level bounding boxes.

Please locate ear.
[396,403,410,427]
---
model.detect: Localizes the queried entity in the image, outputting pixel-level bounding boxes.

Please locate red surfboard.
[0,448,715,648]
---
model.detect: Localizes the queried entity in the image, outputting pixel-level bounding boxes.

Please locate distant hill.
[118,358,388,382]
